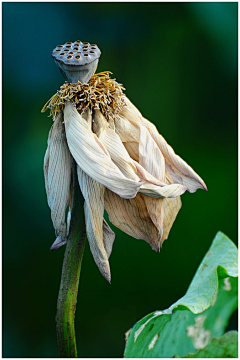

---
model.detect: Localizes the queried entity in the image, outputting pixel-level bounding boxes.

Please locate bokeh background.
[3,2,237,357]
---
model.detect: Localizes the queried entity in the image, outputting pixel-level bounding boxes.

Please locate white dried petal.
[97,118,139,182]
[96,110,188,199]
[103,219,115,259]
[77,167,112,282]
[44,111,72,240]
[50,236,66,250]
[114,114,139,143]
[122,96,207,193]
[43,136,50,206]
[64,101,143,199]
[139,182,187,198]
[92,108,109,137]
[139,125,165,181]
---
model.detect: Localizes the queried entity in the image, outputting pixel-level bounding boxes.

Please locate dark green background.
[3,2,237,357]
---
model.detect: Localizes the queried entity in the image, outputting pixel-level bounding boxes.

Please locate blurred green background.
[3,2,237,357]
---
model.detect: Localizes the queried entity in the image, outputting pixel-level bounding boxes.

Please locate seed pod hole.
[82,42,89,45]
[89,51,95,54]
[55,49,61,52]
[65,45,71,49]
[68,51,74,55]
[57,45,63,48]
[59,53,65,56]
[65,42,72,45]
[75,55,81,59]
[64,49,69,52]
[67,55,73,60]
[73,47,78,51]
[83,53,89,57]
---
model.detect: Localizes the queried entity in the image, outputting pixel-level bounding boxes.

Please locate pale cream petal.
[162,197,182,244]
[138,124,165,181]
[103,219,115,259]
[144,196,164,247]
[114,114,139,143]
[64,101,143,199]
[77,167,111,282]
[108,116,116,131]
[50,236,67,250]
[96,116,140,182]
[104,189,160,252]
[44,111,72,240]
[142,197,182,249]
[133,162,186,198]
[92,108,109,136]
[133,161,166,186]
[139,183,187,198]
[43,136,50,206]
[120,99,143,130]
[121,97,207,193]
[138,125,183,244]
[114,112,140,161]
[96,111,187,199]
[81,106,92,127]
[123,142,139,162]
[141,120,207,192]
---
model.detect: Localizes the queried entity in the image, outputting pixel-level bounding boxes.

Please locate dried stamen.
[42,72,126,121]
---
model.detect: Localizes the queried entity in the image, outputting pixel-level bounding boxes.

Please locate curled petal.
[105,184,181,250]
[114,114,140,161]
[134,126,188,197]
[115,114,139,143]
[77,167,114,282]
[120,100,143,131]
[133,161,166,186]
[95,111,139,182]
[122,97,207,193]
[64,101,143,199]
[139,182,187,198]
[138,124,165,181]
[50,236,66,251]
[96,110,187,199]
[44,111,72,240]
[104,189,160,252]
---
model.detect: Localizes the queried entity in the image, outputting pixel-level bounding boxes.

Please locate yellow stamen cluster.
[41,71,126,120]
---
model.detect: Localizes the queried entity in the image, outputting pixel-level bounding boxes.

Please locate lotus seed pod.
[52,41,101,84]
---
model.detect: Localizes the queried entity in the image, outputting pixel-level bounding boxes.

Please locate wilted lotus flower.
[42,41,207,282]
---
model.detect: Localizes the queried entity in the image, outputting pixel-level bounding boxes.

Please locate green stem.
[56,158,86,357]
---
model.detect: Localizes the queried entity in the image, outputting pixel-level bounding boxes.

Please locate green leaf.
[168,231,238,314]
[177,331,238,358]
[124,232,238,358]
